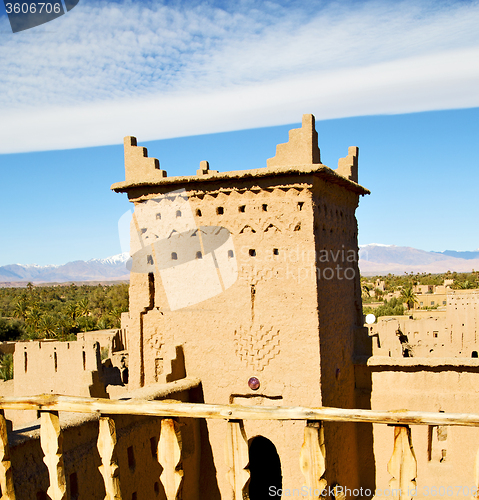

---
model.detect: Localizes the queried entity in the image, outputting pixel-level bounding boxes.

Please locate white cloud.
[1,0,479,153]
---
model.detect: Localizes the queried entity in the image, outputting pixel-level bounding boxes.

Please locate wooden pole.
[225,420,250,500]
[2,395,479,426]
[0,410,15,500]
[97,416,122,500]
[158,419,183,500]
[40,411,67,500]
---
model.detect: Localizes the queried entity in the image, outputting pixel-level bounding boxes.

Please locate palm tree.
[0,354,13,381]
[26,307,42,332]
[13,300,28,321]
[400,286,418,310]
[77,298,90,317]
[66,302,78,321]
[38,315,57,339]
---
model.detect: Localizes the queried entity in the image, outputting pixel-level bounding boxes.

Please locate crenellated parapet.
[336,146,359,183]
[124,136,167,183]
[267,114,321,168]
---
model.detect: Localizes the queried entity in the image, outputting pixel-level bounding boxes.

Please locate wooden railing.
[1,395,479,500]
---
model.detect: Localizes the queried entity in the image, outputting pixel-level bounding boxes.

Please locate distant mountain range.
[1,246,478,285]
[0,253,130,286]
[359,245,479,276]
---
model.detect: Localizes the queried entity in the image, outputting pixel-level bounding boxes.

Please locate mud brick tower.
[111,114,370,498]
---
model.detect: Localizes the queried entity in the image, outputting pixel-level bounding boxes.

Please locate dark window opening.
[248,436,282,500]
[298,202,304,211]
[54,351,57,372]
[69,472,79,500]
[150,437,157,459]
[176,210,181,217]
[141,228,147,234]
[147,255,154,265]
[217,207,224,215]
[196,251,202,259]
[127,446,136,470]
[171,252,178,260]
[228,250,234,259]
[156,213,161,220]
[473,351,478,358]
[82,351,86,370]
[262,204,268,211]
[196,209,202,217]
[273,249,279,255]
[239,205,246,212]
[294,223,301,231]
[249,249,256,257]
[154,482,160,496]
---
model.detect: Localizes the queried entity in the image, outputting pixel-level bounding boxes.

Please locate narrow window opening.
[127,446,136,470]
[239,205,246,213]
[82,351,86,370]
[69,472,79,500]
[228,250,234,259]
[249,249,256,257]
[154,482,160,496]
[217,207,224,215]
[196,209,202,217]
[298,202,304,211]
[171,252,178,260]
[196,251,202,259]
[176,210,181,217]
[24,351,27,373]
[150,437,157,459]
[147,255,154,265]
[54,351,57,372]
[262,204,268,211]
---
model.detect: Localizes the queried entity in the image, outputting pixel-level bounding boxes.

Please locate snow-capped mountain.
[0,253,131,284]
[359,245,479,275]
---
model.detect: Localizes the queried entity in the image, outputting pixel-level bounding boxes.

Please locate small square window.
[217,207,224,215]
[239,205,246,213]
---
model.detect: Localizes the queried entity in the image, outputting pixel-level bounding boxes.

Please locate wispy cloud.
[1,0,479,153]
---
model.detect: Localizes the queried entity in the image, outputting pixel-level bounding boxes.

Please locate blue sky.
[1,0,478,265]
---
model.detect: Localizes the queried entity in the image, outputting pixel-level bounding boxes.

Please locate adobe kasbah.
[1,114,479,500]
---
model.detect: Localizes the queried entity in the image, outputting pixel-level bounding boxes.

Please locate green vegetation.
[363,297,405,319]
[400,286,418,310]
[0,283,128,342]
[361,271,479,320]
[0,354,13,381]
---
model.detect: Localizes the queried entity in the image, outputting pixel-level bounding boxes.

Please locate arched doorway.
[248,436,282,499]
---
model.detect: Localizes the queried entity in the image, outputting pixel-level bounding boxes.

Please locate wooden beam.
[225,420,250,499]
[97,416,122,500]
[0,410,15,500]
[300,421,326,498]
[40,411,67,500]
[158,419,183,500]
[388,426,417,500]
[2,395,479,426]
